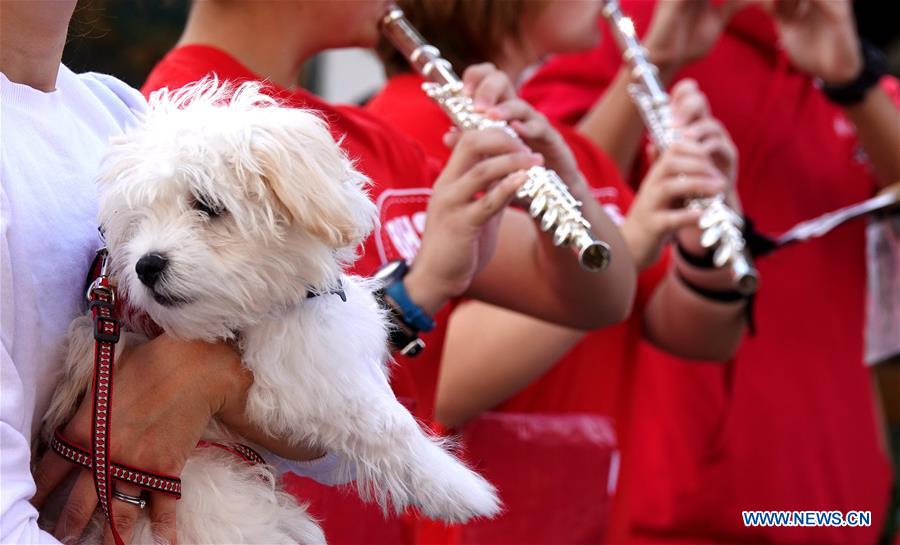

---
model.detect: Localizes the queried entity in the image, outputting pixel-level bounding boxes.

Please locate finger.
[442,127,461,148]
[150,493,177,545]
[661,174,726,203]
[453,151,543,203]
[461,63,495,96]
[646,141,660,164]
[771,0,803,20]
[102,483,143,545]
[656,208,705,234]
[32,450,75,509]
[671,81,710,128]
[682,117,730,143]
[471,71,514,111]
[699,137,737,165]
[719,0,753,21]
[444,128,530,174]
[510,119,547,143]
[666,138,715,160]
[657,152,717,179]
[469,170,530,224]
[54,470,98,542]
[670,78,699,103]
[487,99,536,123]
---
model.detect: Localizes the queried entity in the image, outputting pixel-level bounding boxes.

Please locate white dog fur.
[41,80,499,545]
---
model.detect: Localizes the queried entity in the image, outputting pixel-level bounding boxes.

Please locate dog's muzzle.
[135,253,188,306]
[136,253,168,287]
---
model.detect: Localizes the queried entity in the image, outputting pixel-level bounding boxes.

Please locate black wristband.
[676,243,716,269]
[676,270,757,336]
[822,39,887,106]
[675,269,746,303]
[374,289,426,357]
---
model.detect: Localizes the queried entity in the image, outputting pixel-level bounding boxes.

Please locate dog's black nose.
[135,253,168,287]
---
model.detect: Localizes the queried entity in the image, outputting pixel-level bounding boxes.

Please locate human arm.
[636,105,748,361]
[435,300,584,428]
[641,250,747,362]
[1,348,61,544]
[578,0,746,175]
[0,181,59,543]
[767,0,900,186]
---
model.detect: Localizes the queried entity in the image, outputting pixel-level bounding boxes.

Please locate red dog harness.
[51,248,265,545]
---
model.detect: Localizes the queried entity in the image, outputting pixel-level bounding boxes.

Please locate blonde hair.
[377,0,546,76]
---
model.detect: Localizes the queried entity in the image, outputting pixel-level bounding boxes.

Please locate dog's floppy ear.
[245,107,377,248]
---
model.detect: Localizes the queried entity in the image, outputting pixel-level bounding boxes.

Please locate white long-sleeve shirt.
[1,66,347,545]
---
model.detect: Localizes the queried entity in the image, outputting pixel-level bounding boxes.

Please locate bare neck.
[0,2,75,91]
[493,38,539,88]
[178,3,316,89]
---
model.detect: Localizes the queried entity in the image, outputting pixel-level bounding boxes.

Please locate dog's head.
[98,80,377,339]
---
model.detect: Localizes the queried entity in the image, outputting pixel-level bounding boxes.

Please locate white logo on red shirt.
[376,188,432,263]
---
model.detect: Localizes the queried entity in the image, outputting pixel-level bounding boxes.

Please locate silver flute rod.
[602,0,759,295]
[380,7,611,272]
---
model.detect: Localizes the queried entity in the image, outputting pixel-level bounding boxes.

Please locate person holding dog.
[0,3,359,544]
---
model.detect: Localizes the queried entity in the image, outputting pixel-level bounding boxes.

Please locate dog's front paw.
[405,443,501,523]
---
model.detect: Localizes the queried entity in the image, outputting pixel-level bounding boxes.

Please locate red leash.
[85,248,125,545]
[52,248,266,544]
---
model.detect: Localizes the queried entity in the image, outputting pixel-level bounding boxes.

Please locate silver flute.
[380,7,611,272]
[601,0,759,294]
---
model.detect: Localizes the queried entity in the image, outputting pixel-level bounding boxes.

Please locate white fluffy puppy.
[42,81,499,544]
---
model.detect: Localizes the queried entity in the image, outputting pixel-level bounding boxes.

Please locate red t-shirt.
[367,73,669,543]
[142,45,467,544]
[521,4,893,544]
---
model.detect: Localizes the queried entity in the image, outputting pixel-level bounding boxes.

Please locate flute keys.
[553,222,572,246]
[517,178,538,199]
[698,209,721,230]
[530,194,548,217]
[713,242,733,268]
[701,224,722,248]
[540,207,558,232]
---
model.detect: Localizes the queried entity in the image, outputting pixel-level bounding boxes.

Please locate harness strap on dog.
[52,247,267,545]
[196,440,268,466]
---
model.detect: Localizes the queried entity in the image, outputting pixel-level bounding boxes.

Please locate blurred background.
[63,0,900,105]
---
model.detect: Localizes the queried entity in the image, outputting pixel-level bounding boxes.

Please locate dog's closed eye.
[192,194,225,218]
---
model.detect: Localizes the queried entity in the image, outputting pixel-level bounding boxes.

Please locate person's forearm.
[435,302,584,428]
[643,267,746,362]
[469,186,636,330]
[843,85,900,186]
[578,68,648,177]
[534,176,637,324]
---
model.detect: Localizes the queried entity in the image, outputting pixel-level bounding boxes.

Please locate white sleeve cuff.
[264,450,356,486]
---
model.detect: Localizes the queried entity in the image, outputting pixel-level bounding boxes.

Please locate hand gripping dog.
[49,248,267,545]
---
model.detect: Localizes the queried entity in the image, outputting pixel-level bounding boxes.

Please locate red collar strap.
[56,248,266,545]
